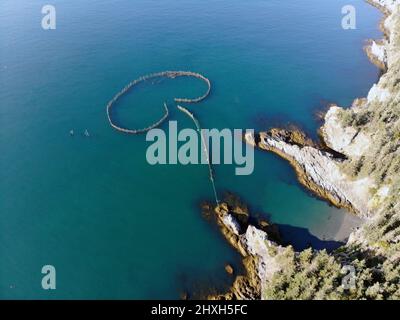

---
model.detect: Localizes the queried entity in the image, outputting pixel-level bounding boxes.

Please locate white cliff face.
[385,5,400,67]
[323,107,355,151]
[369,0,400,69]
[240,226,281,282]
[362,1,400,108]
[323,106,371,157]
[238,225,285,300]
[367,84,391,102]
[371,40,387,63]
[370,0,399,12]
[221,214,241,235]
[215,204,286,300]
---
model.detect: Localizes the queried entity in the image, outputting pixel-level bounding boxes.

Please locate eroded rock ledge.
[203,196,283,300]
[245,129,372,217]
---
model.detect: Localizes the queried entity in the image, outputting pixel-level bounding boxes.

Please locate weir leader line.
[177,105,219,205]
[106,71,219,205]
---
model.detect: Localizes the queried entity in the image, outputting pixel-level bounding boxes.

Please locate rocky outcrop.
[322,105,371,157]
[368,0,399,13]
[366,40,387,70]
[205,196,285,300]
[245,129,372,217]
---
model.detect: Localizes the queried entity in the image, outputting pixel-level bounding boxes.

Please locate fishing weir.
[106,71,219,204]
[106,71,211,134]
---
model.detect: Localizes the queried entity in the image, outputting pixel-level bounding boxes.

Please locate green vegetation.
[263,239,400,299]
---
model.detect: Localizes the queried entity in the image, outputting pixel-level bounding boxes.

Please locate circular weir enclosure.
[106,71,211,134]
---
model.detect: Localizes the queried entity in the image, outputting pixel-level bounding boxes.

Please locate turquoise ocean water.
[0,0,381,298]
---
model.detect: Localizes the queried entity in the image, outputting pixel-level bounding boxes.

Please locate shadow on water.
[208,188,346,251]
[277,223,344,252]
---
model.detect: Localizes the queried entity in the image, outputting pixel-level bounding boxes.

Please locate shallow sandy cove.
[309,210,364,243]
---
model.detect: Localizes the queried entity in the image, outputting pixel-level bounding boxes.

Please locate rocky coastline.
[210,0,400,300]
[202,196,283,300]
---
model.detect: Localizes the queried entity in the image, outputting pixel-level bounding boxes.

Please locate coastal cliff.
[214,0,400,299]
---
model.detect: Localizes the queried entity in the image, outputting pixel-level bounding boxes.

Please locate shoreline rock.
[225,264,234,275]
[245,129,372,217]
[205,197,285,300]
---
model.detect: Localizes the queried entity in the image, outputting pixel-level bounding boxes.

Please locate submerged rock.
[224,264,234,275]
